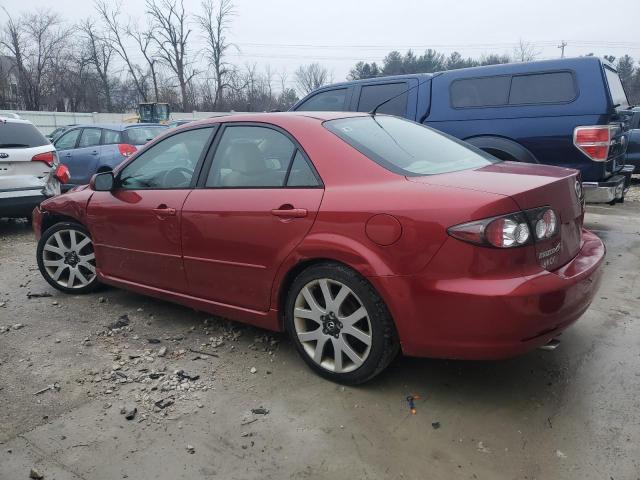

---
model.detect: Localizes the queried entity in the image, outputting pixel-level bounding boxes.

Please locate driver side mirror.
[90,171,114,191]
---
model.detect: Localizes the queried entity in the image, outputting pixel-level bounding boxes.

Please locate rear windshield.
[604,67,629,108]
[0,121,49,148]
[324,115,498,176]
[125,126,167,145]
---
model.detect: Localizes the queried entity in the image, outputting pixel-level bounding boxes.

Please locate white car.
[0,117,69,218]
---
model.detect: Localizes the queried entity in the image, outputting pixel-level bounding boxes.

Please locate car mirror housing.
[90,171,114,191]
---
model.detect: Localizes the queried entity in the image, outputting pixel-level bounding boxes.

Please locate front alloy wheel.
[286,263,399,384]
[37,222,100,294]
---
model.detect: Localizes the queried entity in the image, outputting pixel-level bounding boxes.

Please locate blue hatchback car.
[53,123,168,190]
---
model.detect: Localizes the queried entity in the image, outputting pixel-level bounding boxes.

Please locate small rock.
[12,323,24,330]
[29,468,44,479]
[98,297,106,303]
[0,301,6,307]
[52,301,58,306]
[54,339,61,344]
[157,346,167,357]
[556,449,567,459]
[122,407,137,420]
[147,338,161,344]
[477,441,491,454]
[251,407,269,415]
[250,367,257,374]
[108,315,130,330]
[186,444,195,454]
[431,421,441,430]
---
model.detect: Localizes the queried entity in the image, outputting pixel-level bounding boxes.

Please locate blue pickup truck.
[292,57,635,203]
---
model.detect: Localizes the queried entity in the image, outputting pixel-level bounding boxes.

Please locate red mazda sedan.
[32,112,605,384]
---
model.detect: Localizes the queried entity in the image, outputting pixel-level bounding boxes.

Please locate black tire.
[284,262,399,385]
[37,222,101,294]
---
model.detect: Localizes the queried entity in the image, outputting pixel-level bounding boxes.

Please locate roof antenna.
[369,74,441,116]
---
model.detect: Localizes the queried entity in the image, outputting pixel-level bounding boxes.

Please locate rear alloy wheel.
[285,264,399,384]
[37,222,99,294]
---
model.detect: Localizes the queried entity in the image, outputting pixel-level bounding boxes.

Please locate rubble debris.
[33,383,60,395]
[26,292,52,299]
[155,398,175,410]
[556,450,567,459]
[431,422,441,430]
[186,444,195,454]
[0,301,6,307]
[176,370,200,381]
[250,367,257,374]
[29,468,44,479]
[108,315,130,330]
[251,408,269,415]
[12,323,24,330]
[188,348,218,357]
[241,418,258,426]
[147,338,161,344]
[157,347,168,357]
[477,441,491,454]
[124,408,137,421]
[98,296,106,303]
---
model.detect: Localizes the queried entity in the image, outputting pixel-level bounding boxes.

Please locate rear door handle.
[271,206,308,218]
[90,151,99,156]
[152,205,177,217]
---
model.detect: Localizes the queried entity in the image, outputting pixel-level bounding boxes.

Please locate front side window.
[450,76,511,108]
[357,83,408,116]
[325,116,498,176]
[54,129,81,150]
[119,127,214,189]
[78,128,102,148]
[206,126,298,188]
[296,89,348,111]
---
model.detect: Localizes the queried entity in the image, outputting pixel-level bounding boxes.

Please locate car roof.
[185,111,371,127]
[63,123,168,131]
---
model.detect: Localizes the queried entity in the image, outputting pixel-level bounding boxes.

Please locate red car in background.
[32,112,605,384]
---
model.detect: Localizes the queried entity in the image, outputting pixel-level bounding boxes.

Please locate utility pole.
[558,40,567,58]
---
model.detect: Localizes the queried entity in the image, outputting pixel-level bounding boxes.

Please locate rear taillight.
[54,164,70,184]
[118,144,137,157]
[448,206,558,249]
[573,125,613,161]
[31,151,56,167]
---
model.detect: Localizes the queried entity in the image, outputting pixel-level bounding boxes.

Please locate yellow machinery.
[124,103,171,124]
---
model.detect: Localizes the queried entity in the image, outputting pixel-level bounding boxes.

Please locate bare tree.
[95,0,147,102]
[146,0,195,111]
[128,23,161,102]
[196,0,235,109]
[513,39,541,63]
[79,19,114,111]
[1,9,68,110]
[294,63,331,95]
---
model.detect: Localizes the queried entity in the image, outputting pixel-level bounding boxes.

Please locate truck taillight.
[573,125,613,161]
[54,164,70,184]
[31,151,56,167]
[118,144,137,157]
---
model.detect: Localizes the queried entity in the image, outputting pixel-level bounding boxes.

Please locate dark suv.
[292,57,635,203]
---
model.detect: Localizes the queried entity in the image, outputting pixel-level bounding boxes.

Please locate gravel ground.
[1,189,639,480]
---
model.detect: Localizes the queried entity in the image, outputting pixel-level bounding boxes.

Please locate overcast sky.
[3,0,640,89]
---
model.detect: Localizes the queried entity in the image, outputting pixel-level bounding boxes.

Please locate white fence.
[0,110,234,135]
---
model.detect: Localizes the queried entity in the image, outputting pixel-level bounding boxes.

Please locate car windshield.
[125,126,168,145]
[0,121,49,148]
[324,115,499,176]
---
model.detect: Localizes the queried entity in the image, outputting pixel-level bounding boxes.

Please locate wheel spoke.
[53,232,65,249]
[52,265,67,281]
[74,268,89,286]
[342,325,371,345]
[297,328,322,343]
[333,285,350,312]
[294,307,321,323]
[69,230,77,249]
[340,338,364,367]
[313,336,328,364]
[80,262,96,274]
[79,252,95,262]
[76,236,91,251]
[44,243,65,256]
[319,279,333,308]
[44,259,65,268]
[67,268,78,288]
[340,306,367,326]
[301,286,324,314]
[332,338,344,372]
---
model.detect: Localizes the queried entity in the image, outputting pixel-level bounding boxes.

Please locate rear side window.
[78,128,102,148]
[125,126,168,145]
[296,89,347,111]
[509,72,576,104]
[0,121,49,148]
[450,76,511,108]
[357,83,408,116]
[325,116,498,176]
[102,130,122,145]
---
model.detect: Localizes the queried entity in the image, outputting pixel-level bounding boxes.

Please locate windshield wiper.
[0,143,30,148]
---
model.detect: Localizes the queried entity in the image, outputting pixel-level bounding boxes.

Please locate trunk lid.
[409,161,584,270]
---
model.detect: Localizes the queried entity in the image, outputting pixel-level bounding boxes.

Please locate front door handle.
[90,151,99,156]
[271,205,308,218]
[152,204,177,217]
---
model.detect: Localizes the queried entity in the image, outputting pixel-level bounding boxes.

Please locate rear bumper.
[583,166,634,203]
[370,229,605,360]
[0,188,47,217]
